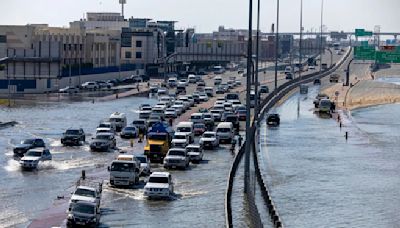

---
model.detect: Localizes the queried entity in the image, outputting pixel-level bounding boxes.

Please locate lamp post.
[274,0,280,90]
[298,0,303,79]
[244,0,253,194]
[254,0,260,115]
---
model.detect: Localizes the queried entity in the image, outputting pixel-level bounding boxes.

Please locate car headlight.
[67,214,74,219]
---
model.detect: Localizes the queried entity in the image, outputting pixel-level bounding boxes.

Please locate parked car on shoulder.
[81,81,99,90]
[144,172,174,198]
[59,86,79,93]
[61,128,85,146]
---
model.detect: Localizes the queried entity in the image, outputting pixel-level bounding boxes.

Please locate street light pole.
[255,0,260,115]
[299,0,303,79]
[244,0,253,195]
[319,0,324,73]
[274,0,280,90]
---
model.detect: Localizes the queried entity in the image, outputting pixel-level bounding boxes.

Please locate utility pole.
[244,0,253,194]
[274,0,280,90]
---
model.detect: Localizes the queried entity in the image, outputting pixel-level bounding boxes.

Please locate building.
[70,12,128,31]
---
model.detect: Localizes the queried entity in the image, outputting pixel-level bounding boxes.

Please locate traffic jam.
[10,68,258,227]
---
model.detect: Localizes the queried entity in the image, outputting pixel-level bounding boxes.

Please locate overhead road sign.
[355,28,373,37]
[376,51,400,63]
[354,46,376,60]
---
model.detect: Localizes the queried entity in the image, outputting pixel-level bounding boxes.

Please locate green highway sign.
[376,51,400,63]
[355,28,373,37]
[361,41,369,47]
[354,46,376,60]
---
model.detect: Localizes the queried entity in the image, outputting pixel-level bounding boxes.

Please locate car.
[216,122,235,144]
[96,81,112,89]
[308,65,316,70]
[210,109,223,122]
[236,109,247,121]
[202,113,215,129]
[313,93,329,108]
[144,172,174,198]
[165,108,178,119]
[259,85,269,94]
[188,74,197,83]
[197,81,206,87]
[157,87,168,96]
[319,99,332,113]
[193,123,207,136]
[13,138,45,158]
[19,148,52,170]
[171,133,189,149]
[225,114,239,130]
[186,144,204,163]
[68,185,101,211]
[120,126,138,139]
[285,73,293,80]
[139,106,152,119]
[59,86,79,93]
[231,100,242,110]
[266,113,280,126]
[199,131,219,149]
[171,104,184,116]
[329,74,340,83]
[198,92,209,102]
[67,201,100,228]
[205,87,214,97]
[216,86,225,94]
[97,121,116,133]
[178,79,189,87]
[214,76,222,85]
[136,155,151,176]
[147,116,162,129]
[90,133,116,152]
[61,128,85,146]
[163,148,189,169]
[192,94,200,103]
[234,80,242,86]
[190,113,204,124]
[168,78,178,88]
[237,68,244,74]
[132,119,148,135]
[176,85,186,94]
[130,75,143,83]
[313,78,321,85]
[81,81,99,90]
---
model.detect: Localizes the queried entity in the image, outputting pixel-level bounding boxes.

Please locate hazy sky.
[1,0,399,33]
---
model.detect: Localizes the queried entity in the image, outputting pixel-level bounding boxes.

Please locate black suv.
[266,114,280,126]
[61,128,85,146]
[13,138,45,157]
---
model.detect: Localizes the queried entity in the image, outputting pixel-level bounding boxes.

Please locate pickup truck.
[61,128,85,146]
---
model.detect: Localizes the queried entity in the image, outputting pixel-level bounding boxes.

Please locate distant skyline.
[1,0,400,33]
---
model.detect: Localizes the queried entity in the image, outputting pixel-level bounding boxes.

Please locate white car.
[59,86,79,93]
[19,148,52,169]
[198,92,209,102]
[171,104,184,115]
[308,65,316,70]
[186,144,204,163]
[178,79,188,87]
[163,148,190,169]
[165,108,178,118]
[144,172,174,198]
[199,131,219,149]
[69,186,101,211]
[81,81,99,90]
[188,74,197,83]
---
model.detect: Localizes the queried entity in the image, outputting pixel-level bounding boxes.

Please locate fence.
[225,48,353,228]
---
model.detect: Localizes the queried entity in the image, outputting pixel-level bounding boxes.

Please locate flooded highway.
[259,85,400,227]
[0,83,240,227]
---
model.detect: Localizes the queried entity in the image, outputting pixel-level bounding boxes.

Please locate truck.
[144,122,174,162]
[108,159,140,187]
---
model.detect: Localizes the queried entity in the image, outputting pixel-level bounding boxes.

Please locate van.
[216,122,234,144]
[108,160,140,187]
[109,112,127,132]
[176,122,194,143]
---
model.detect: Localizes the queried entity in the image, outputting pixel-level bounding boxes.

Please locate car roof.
[174,132,188,135]
[27,148,46,152]
[151,172,170,177]
[96,132,114,136]
[169,148,186,152]
[203,131,216,134]
[110,112,126,118]
[217,122,233,127]
[77,186,96,191]
[187,144,201,148]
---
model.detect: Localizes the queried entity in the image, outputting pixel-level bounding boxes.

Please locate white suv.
[81,81,99,90]
[144,172,174,198]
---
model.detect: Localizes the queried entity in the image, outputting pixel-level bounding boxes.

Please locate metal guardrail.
[225,48,352,228]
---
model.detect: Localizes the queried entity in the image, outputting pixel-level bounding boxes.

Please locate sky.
[1,0,399,33]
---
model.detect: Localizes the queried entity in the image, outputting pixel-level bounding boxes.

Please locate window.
[136,40,142,47]
[136,52,142,59]
[63,44,67,51]
[125,51,132,59]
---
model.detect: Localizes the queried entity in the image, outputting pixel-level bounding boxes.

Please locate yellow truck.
[144,122,174,162]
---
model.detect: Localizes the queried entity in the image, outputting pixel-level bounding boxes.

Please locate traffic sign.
[355,28,373,37]
[354,46,376,60]
[376,51,400,63]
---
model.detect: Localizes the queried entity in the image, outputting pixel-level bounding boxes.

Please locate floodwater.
[259,85,400,227]
[0,93,238,227]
